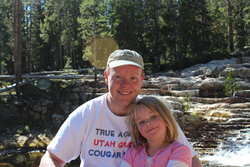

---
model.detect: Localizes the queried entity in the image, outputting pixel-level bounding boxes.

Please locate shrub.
[224,71,240,97]
[180,93,192,111]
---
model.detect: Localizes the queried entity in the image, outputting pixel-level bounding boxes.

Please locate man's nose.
[121,78,129,85]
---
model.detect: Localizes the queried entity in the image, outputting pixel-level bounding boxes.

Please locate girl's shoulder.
[170,140,188,148]
[125,144,147,157]
[169,140,192,157]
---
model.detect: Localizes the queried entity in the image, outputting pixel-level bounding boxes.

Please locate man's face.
[104,65,144,108]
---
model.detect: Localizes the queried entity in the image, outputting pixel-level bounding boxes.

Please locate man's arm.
[39,151,66,167]
[192,155,202,167]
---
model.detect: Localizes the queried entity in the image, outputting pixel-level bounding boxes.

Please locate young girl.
[120,96,192,167]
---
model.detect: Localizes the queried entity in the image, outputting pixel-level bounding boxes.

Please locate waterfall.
[201,129,250,166]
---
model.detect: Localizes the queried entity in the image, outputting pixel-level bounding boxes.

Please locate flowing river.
[1,130,249,167]
[200,129,250,167]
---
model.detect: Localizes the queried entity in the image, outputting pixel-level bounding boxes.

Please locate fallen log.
[0,74,104,80]
[0,80,33,93]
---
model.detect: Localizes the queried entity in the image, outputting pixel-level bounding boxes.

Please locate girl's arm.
[167,144,192,167]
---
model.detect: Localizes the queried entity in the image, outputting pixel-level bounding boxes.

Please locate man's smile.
[118,91,132,95]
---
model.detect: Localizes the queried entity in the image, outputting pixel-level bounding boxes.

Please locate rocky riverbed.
[0,55,250,166]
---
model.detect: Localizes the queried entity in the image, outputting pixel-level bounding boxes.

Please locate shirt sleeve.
[176,123,196,157]
[47,105,87,162]
[169,144,192,167]
[167,160,189,167]
[121,147,137,166]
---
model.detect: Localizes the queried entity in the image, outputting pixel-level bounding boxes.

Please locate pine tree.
[78,0,114,69]
[13,0,23,96]
[0,0,13,74]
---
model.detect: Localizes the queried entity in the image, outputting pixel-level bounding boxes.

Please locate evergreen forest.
[0,0,249,75]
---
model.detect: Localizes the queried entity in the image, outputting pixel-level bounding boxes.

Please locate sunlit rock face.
[144,56,250,166]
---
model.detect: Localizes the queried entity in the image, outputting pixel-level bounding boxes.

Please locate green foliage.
[78,0,118,69]
[16,125,30,135]
[24,125,30,133]
[64,57,72,69]
[110,0,144,52]
[0,0,249,74]
[142,0,165,71]
[180,93,192,111]
[0,0,13,74]
[22,0,46,72]
[224,71,240,97]
[78,0,111,39]
[233,0,250,50]
[39,0,83,70]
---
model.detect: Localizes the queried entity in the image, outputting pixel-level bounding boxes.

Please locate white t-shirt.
[48,94,195,167]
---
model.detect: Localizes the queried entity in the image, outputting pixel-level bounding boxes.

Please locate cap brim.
[109,60,143,69]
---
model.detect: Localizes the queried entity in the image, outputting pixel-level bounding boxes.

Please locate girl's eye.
[138,120,146,126]
[151,115,158,120]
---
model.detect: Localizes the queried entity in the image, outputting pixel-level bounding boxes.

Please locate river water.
[1,115,249,166]
[200,129,250,167]
[201,145,250,167]
[1,143,250,167]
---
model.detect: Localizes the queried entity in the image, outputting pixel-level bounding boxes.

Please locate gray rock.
[235,90,250,98]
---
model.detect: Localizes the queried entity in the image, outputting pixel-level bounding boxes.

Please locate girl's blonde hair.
[128,96,178,148]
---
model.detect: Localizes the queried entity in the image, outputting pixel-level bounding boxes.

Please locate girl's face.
[134,105,167,143]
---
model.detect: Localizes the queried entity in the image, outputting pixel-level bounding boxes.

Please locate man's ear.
[141,71,145,80]
[104,71,108,85]
[141,71,145,87]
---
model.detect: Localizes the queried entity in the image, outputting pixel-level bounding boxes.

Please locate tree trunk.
[58,37,63,69]
[13,0,23,97]
[226,0,234,52]
[28,2,32,73]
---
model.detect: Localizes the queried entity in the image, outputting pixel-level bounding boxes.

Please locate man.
[39,49,202,167]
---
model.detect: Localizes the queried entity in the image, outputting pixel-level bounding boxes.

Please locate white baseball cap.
[107,49,144,69]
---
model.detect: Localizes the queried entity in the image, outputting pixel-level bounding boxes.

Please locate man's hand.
[192,155,203,167]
